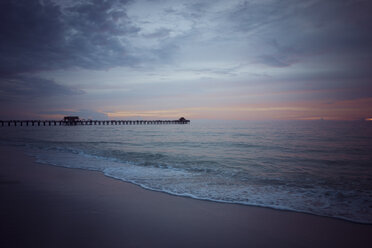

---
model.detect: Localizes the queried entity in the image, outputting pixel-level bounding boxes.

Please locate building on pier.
[63,116,79,125]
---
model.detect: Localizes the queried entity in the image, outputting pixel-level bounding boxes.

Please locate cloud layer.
[0,0,371,119]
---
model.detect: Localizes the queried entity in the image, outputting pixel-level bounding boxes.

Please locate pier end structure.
[178,117,190,124]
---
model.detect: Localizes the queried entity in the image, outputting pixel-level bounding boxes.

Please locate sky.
[0,0,371,120]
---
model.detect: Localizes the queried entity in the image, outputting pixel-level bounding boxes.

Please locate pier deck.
[0,119,190,127]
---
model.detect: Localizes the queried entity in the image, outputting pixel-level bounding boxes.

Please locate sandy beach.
[0,145,371,248]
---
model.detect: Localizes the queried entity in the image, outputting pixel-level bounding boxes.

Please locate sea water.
[1,120,371,223]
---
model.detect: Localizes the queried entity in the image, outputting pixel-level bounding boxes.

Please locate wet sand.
[0,145,371,248]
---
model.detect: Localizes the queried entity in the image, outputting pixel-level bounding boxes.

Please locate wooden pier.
[0,117,190,127]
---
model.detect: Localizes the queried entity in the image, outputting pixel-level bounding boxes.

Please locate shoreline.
[105,171,372,226]
[28,145,371,226]
[1,145,371,247]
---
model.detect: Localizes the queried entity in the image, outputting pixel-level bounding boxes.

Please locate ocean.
[1,120,371,223]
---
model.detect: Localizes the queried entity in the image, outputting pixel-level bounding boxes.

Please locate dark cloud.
[0,75,83,102]
[0,0,140,112]
[0,0,138,77]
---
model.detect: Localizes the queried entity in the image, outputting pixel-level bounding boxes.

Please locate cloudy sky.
[0,0,371,120]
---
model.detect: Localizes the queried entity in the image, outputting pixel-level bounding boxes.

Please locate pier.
[0,117,190,127]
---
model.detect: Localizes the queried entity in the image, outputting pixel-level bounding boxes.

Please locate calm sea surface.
[1,120,371,223]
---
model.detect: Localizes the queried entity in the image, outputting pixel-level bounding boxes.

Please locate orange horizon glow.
[104,105,371,121]
[14,97,372,121]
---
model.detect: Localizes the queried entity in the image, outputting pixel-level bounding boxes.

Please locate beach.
[0,145,371,248]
